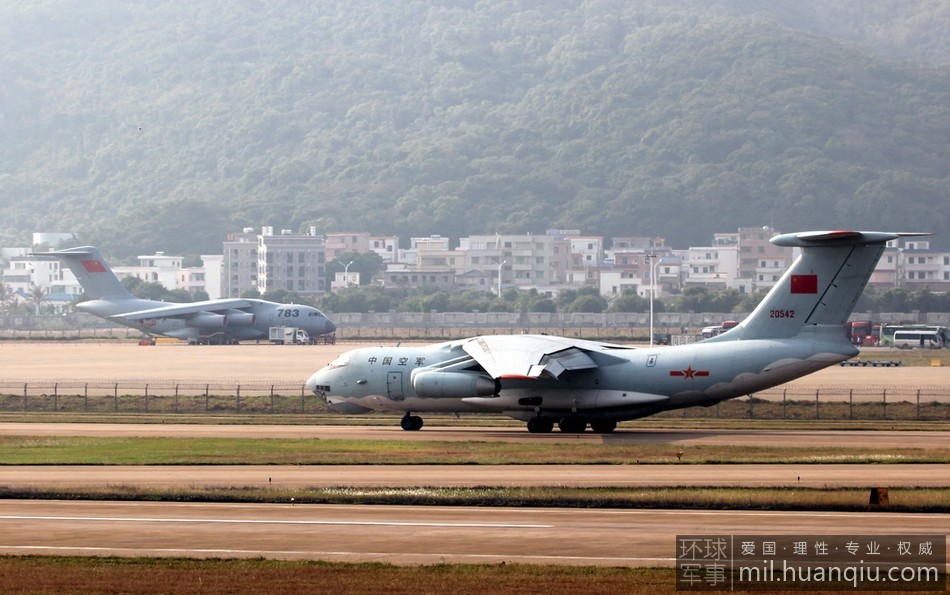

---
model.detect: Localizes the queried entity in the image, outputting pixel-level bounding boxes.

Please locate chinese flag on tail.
[81,260,107,273]
[790,274,818,294]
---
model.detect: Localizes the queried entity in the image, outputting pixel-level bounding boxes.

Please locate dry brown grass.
[0,557,670,594]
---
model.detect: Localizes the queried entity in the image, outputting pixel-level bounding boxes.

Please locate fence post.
[175,384,179,414]
[205,385,209,413]
[84,383,88,412]
[782,389,787,419]
[916,389,920,421]
[849,389,853,420]
[270,386,275,414]
[301,385,306,414]
[882,388,887,420]
[144,384,149,413]
[22,383,27,412]
[54,383,58,411]
[815,389,820,420]
[236,384,241,413]
[113,383,118,412]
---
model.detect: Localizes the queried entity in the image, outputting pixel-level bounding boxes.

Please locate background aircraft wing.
[461,334,604,380]
[112,299,255,321]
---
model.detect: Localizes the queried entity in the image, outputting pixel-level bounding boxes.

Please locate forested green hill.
[0,1,947,259]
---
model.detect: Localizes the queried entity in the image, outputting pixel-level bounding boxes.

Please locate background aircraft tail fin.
[711,231,929,341]
[34,246,134,300]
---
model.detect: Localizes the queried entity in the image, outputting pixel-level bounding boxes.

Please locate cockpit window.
[327,354,349,369]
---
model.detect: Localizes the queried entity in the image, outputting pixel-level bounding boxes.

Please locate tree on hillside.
[326,252,385,286]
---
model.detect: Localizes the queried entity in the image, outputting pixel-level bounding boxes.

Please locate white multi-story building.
[113,252,183,290]
[684,245,739,290]
[257,228,327,295]
[222,228,260,298]
[462,233,570,292]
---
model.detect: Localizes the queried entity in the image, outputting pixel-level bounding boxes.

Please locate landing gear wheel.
[558,417,587,433]
[589,420,617,434]
[400,414,424,431]
[526,417,554,433]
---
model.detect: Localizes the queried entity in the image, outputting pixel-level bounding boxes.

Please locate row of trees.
[7,276,949,318]
[236,282,950,316]
[318,284,950,315]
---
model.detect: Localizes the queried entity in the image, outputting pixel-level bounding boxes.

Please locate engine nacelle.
[185,312,228,328]
[226,310,256,326]
[411,370,499,399]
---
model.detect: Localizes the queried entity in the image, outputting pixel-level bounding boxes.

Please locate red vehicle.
[848,321,879,346]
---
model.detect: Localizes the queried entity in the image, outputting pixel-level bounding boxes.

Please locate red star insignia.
[669,367,710,379]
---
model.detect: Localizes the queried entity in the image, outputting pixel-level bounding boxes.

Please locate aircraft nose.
[324,319,337,334]
[305,370,323,395]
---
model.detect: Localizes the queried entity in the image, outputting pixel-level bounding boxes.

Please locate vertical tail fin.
[33,246,134,300]
[713,231,929,341]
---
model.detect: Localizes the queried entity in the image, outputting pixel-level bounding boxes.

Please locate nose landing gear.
[400,412,424,431]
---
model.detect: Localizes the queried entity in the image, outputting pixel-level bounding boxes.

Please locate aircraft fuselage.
[309,326,856,421]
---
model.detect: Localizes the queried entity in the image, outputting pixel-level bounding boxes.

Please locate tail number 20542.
[770,309,795,319]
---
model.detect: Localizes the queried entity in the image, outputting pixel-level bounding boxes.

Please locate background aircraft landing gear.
[526,417,554,433]
[400,412,423,431]
[589,420,617,434]
[558,417,587,433]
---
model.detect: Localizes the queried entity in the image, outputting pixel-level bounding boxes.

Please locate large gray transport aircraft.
[39,246,336,344]
[307,230,926,433]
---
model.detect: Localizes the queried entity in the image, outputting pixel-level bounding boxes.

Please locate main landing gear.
[525,416,618,434]
[526,416,554,433]
[400,412,424,431]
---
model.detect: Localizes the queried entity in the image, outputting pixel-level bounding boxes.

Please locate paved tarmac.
[1,409,947,567]
[0,500,946,566]
[1,423,948,449]
[0,341,944,387]
[0,463,947,488]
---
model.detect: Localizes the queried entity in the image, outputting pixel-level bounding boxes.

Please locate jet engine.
[185,312,228,328]
[411,370,499,399]
[225,311,256,326]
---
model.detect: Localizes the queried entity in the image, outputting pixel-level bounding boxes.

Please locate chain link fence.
[0,381,322,415]
[1,382,947,420]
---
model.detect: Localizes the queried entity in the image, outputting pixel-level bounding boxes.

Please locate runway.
[1,422,947,567]
[0,463,948,488]
[2,422,948,449]
[1,500,947,566]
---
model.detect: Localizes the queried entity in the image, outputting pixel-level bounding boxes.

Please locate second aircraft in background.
[38,246,336,344]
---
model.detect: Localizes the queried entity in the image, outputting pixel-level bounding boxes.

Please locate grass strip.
[1,485,947,513]
[1,435,949,465]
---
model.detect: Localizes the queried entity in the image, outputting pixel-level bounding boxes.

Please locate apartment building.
[461,234,570,292]
[257,227,327,295]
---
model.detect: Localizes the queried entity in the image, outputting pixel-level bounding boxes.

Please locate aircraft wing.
[111,299,255,321]
[461,334,615,380]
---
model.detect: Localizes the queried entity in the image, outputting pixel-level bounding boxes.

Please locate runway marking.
[0,515,552,529]
[0,545,670,563]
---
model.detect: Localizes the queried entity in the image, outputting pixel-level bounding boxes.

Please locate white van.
[892,330,944,349]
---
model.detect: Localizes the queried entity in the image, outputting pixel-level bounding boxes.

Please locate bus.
[892,330,946,349]
[881,324,949,348]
